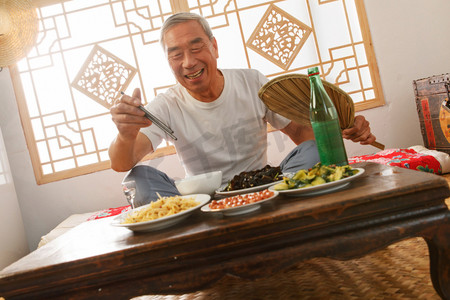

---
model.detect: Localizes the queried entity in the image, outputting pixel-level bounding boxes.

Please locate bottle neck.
[309,73,324,89]
[309,72,335,113]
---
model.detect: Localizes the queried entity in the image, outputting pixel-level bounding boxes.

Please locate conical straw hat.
[0,0,38,67]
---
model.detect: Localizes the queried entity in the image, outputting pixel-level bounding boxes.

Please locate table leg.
[426,216,450,300]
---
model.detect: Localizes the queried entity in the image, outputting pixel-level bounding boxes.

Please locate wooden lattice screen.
[11,0,384,184]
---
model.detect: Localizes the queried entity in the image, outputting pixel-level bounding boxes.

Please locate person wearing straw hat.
[109,12,376,206]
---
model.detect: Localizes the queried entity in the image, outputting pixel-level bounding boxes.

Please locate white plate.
[268,168,365,197]
[111,194,211,232]
[215,180,283,196]
[201,191,279,216]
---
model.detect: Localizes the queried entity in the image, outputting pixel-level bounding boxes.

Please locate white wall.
[0,128,28,269]
[348,0,450,157]
[1,0,450,255]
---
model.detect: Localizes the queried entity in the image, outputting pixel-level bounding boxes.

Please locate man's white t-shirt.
[141,68,291,183]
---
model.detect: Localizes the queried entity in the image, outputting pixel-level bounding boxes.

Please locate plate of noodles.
[111,194,211,232]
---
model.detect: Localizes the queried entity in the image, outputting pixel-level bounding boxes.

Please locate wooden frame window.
[11,0,383,184]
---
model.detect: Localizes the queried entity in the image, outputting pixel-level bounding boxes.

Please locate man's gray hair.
[160,12,214,48]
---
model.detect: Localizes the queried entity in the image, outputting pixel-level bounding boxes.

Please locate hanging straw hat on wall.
[0,0,39,67]
[259,73,384,150]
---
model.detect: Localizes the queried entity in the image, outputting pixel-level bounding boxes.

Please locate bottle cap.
[307,66,320,76]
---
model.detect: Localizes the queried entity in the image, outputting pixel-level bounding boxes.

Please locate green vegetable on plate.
[272,163,358,191]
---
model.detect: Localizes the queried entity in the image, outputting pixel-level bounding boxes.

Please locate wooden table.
[1,162,449,300]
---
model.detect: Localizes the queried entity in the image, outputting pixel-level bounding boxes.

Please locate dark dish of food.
[222,165,282,191]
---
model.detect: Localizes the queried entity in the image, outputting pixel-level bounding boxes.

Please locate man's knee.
[280,140,320,173]
[123,165,180,207]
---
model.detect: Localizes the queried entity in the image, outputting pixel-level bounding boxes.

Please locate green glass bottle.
[308,67,348,166]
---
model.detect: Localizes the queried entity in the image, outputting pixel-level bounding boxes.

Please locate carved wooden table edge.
[8,209,446,300]
[1,163,449,300]
[117,209,450,300]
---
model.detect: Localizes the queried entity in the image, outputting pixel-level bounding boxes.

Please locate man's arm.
[108,88,154,172]
[109,132,153,171]
[280,121,315,145]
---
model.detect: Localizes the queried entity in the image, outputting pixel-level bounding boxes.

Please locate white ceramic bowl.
[175,171,222,195]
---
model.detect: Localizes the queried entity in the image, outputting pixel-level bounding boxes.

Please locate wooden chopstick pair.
[120,91,177,140]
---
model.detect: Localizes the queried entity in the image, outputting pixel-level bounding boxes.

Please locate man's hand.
[342,115,376,145]
[110,88,152,141]
[109,88,153,172]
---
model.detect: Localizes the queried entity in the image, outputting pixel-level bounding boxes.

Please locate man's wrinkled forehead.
[161,20,208,50]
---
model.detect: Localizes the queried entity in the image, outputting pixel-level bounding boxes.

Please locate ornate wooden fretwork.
[71,45,137,109]
[246,5,312,70]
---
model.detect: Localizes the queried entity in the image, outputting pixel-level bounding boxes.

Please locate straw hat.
[0,0,38,67]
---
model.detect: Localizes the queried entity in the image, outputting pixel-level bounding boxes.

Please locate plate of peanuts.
[201,189,278,216]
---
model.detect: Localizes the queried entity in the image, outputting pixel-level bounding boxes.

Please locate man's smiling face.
[163,20,222,102]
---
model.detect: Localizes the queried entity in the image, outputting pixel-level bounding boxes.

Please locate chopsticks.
[120,91,177,140]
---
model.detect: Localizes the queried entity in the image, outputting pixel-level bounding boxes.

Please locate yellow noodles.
[121,195,199,224]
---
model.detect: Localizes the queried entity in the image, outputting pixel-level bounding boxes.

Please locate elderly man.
[109,12,376,206]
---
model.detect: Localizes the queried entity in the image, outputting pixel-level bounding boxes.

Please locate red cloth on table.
[348,148,442,174]
[87,205,131,221]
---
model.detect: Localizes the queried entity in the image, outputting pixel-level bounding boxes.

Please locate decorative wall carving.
[71,45,137,109]
[246,5,312,70]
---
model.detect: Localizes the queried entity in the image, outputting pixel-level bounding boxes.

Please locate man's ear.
[211,37,219,58]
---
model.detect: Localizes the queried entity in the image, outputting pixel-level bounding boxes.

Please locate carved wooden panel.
[71,45,137,109]
[246,5,312,70]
